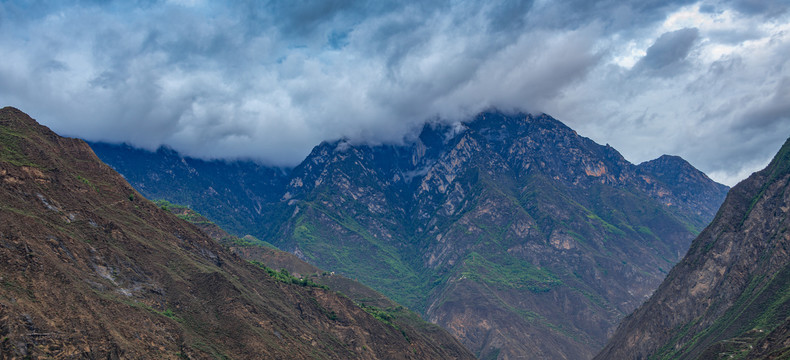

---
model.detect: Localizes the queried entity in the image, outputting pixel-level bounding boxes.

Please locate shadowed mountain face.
[87,141,290,238]
[91,111,729,359]
[0,107,474,359]
[595,137,790,360]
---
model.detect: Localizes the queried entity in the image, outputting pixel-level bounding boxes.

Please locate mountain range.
[0,106,474,359]
[91,111,729,359]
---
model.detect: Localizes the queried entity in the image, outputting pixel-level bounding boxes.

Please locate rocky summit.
[92,111,729,359]
[596,137,790,360]
[0,107,474,359]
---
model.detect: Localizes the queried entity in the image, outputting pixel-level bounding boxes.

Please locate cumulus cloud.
[0,0,788,184]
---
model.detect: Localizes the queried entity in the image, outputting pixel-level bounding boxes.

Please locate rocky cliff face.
[637,155,730,222]
[595,137,790,360]
[0,107,474,359]
[92,111,729,359]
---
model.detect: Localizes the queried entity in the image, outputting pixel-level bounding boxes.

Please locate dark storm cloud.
[636,28,700,70]
[0,0,788,184]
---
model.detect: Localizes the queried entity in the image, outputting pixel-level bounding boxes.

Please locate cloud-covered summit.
[0,0,788,185]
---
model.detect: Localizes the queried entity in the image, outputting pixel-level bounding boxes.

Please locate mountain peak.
[1,106,26,116]
[638,154,710,184]
[1,106,51,134]
[462,111,574,134]
[636,153,729,221]
[644,154,688,165]
[639,154,703,176]
[1,106,101,172]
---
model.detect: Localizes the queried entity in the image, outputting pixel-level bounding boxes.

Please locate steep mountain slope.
[91,111,729,359]
[595,137,790,360]
[160,201,458,343]
[0,107,474,359]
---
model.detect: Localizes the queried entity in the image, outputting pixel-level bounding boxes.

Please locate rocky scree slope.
[0,107,474,359]
[91,111,729,360]
[595,136,790,360]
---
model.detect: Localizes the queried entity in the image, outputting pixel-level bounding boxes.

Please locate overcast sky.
[1,0,788,186]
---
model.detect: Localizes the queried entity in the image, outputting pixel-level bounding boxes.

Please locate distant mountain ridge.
[91,111,729,359]
[595,137,790,359]
[0,106,474,359]
[87,142,290,238]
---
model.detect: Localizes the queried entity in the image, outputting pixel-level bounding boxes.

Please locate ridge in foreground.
[0,106,474,359]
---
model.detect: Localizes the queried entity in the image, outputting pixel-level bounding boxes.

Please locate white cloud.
[0,0,787,184]
[546,1,790,185]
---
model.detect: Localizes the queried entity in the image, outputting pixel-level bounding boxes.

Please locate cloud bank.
[0,0,788,185]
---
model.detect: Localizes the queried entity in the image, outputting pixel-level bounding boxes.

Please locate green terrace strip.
[155,199,211,224]
[357,303,397,326]
[226,235,273,248]
[248,260,328,289]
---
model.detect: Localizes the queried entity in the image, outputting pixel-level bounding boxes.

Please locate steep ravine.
[595,137,790,360]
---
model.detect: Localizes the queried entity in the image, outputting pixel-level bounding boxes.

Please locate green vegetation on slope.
[288,203,429,311]
[460,252,561,292]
